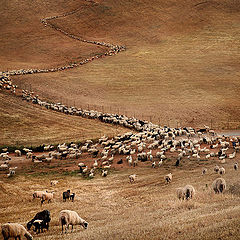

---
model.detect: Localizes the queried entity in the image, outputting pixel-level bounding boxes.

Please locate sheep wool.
[59,210,88,233]
[212,178,226,194]
[1,223,33,240]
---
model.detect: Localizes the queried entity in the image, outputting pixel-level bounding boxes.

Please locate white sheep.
[164,173,172,184]
[41,192,54,204]
[129,174,136,183]
[1,223,33,240]
[32,190,46,200]
[183,185,195,200]
[15,150,21,157]
[219,167,225,175]
[176,188,185,200]
[212,178,226,194]
[50,180,59,186]
[234,162,238,170]
[102,170,108,177]
[176,185,195,200]
[59,210,88,233]
[214,165,220,173]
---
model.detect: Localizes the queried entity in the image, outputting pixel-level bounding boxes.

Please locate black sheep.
[70,193,75,202]
[32,220,48,233]
[27,210,51,231]
[63,190,71,201]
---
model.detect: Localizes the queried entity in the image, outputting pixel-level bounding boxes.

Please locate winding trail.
[1,0,126,76]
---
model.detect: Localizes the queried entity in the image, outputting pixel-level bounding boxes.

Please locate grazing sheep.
[59,210,88,233]
[1,223,33,240]
[152,161,156,168]
[234,162,238,170]
[63,190,71,202]
[176,188,185,200]
[7,170,15,178]
[129,174,136,183]
[214,165,220,173]
[70,193,75,202]
[50,180,59,186]
[219,167,225,175]
[41,192,54,205]
[102,170,108,177]
[183,185,195,200]
[202,168,207,175]
[177,185,195,200]
[212,178,226,194]
[33,191,46,200]
[164,173,172,184]
[27,210,51,231]
[15,150,21,157]
[32,220,48,234]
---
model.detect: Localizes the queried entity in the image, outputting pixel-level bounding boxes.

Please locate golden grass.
[0,92,127,146]
[1,156,240,239]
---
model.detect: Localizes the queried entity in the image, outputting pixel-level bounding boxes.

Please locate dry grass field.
[0,154,240,240]
[0,91,126,147]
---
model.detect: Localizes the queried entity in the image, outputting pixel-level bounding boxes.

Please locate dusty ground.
[0,91,126,147]
[0,0,238,128]
[0,148,240,240]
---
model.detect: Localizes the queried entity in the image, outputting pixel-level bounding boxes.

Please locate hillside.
[0,0,238,128]
[0,91,126,147]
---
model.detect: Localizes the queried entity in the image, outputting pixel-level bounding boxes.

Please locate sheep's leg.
[71,224,74,232]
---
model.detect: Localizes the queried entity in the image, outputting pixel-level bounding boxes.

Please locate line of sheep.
[1,209,88,239]
[0,1,125,78]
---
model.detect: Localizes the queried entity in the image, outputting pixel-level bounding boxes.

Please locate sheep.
[102,170,108,177]
[32,191,46,200]
[32,220,48,234]
[202,168,207,175]
[219,167,225,175]
[1,223,33,240]
[15,150,21,157]
[7,170,15,178]
[234,162,238,170]
[214,165,220,173]
[164,173,172,184]
[176,188,185,200]
[27,210,51,231]
[50,180,59,186]
[129,174,136,183]
[158,159,163,167]
[183,185,195,200]
[41,192,54,205]
[63,190,71,202]
[26,152,33,159]
[59,210,88,233]
[212,178,226,194]
[70,193,75,202]
[0,164,9,171]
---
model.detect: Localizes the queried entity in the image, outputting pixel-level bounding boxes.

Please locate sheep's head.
[82,221,88,229]
[27,221,32,230]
